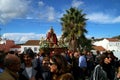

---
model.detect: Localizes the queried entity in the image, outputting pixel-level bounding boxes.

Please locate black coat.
[18,63,43,80]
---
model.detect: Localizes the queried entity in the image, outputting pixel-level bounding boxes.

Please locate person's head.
[42,57,50,68]
[4,54,21,72]
[25,48,35,59]
[22,48,35,66]
[49,54,70,74]
[59,73,74,80]
[50,27,54,33]
[23,54,33,66]
[96,50,100,55]
[107,51,116,61]
[99,54,111,66]
[73,51,80,58]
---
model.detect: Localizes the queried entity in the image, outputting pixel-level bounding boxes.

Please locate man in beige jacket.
[0,54,21,80]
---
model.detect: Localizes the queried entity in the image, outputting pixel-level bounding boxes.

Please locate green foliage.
[39,37,67,50]
[60,7,92,51]
[61,7,87,40]
[39,38,49,49]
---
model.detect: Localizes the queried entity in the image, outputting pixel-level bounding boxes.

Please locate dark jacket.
[18,63,43,80]
[90,64,108,80]
[40,66,51,80]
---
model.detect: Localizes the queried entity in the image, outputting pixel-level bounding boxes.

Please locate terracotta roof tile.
[0,40,15,52]
[24,40,40,45]
[106,38,119,42]
[92,46,106,51]
[11,45,21,48]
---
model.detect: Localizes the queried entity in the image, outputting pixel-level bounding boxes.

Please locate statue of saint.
[46,27,58,47]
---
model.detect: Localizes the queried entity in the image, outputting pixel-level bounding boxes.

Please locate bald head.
[4,54,21,72]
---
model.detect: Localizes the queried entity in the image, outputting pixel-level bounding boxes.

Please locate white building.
[21,40,40,54]
[93,38,120,59]
[93,38,120,52]
[0,39,6,44]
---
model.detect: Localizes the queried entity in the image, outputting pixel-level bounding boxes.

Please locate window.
[34,47,37,51]
[24,47,27,51]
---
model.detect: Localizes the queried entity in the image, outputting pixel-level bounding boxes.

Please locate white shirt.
[25,67,32,78]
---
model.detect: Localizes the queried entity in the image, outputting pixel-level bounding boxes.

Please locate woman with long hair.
[49,54,74,80]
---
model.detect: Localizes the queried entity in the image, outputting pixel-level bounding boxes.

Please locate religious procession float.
[39,27,68,54]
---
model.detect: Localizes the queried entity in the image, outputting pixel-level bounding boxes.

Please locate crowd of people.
[0,48,120,80]
[0,28,120,80]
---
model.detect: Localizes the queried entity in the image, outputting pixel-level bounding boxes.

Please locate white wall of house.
[93,39,108,49]
[93,38,120,59]
[108,42,120,52]
[93,39,120,51]
[10,48,21,52]
[21,45,40,54]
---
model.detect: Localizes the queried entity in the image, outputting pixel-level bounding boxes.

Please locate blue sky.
[0,0,120,43]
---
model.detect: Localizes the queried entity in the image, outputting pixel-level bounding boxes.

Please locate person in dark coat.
[40,56,51,80]
[90,54,111,80]
[18,48,43,80]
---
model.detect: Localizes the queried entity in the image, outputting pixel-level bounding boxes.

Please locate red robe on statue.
[47,32,58,45]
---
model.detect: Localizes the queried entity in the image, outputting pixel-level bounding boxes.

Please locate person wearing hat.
[18,48,43,80]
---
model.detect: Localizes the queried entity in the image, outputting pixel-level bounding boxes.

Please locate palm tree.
[60,7,90,52]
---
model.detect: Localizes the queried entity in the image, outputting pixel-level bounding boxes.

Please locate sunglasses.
[49,62,55,65]
[43,62,49,65]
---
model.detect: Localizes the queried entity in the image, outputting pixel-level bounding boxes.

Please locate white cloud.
[87,13,120,24]
[113,16,120,23]
[38,1,58,22]
[71,0,84,8]
[38,1,44,7]
[0,0,61,23]
[47,7,55,21]
[1,33,61,44]
[0,0,29,24]
[1,33,46,44]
